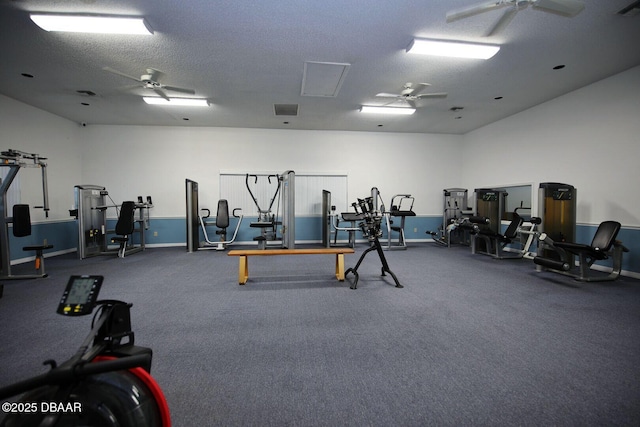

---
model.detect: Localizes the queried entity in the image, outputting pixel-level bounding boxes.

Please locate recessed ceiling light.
[360,106,416,115]
[553,64,566,70]
[21,73,34,78]
[143,97,209,107]
[30,14,153,35]
[406,38,500,60]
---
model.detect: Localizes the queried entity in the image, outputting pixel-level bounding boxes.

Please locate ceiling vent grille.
[274,104,299,116]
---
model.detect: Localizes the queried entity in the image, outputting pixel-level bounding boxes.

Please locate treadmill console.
[57,275,103,316]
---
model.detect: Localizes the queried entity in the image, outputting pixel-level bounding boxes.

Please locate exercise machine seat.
[553,220,620,260]
[111,201,136,258]
[13,204,54,276]
[478,212,524,243]
[534,220,629,281]
[215,199,230,235]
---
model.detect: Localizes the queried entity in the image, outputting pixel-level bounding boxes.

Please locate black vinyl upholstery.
[554,220,620,260]
[12,204,32,237]
[479,212,523,243]
[114,201,136,237]
[12,204,53,276]
[216,199,230,231]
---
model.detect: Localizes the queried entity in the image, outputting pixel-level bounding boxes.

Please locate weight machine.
[245,171,295,249]
[72,185,153,259]
[383,194,416,250]
[533,221,629,282]
[185,179,243,252]
[428,188,474,247]
[345,188,403,290]
[199,200,243,251]
[0,149,52,280]
[0,275,170,426]
[322,189,361,248]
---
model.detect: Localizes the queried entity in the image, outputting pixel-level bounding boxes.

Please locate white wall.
[80,125,461,217]
[460,65,640,227]
[2,64,638,229]
[0,94,81,222]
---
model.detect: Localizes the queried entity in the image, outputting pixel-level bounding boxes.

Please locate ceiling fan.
[102,66,195,100]
[376,83,448,108]
[446,0,585,37]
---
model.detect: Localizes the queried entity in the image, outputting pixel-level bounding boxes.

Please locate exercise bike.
[0,275,170,427]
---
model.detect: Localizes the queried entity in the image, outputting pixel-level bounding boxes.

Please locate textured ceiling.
[1,0,639,134]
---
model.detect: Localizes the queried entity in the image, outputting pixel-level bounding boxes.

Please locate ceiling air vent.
[274,104,299,116]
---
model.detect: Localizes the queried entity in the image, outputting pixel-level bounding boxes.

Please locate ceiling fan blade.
[446,1,506,23]
[486,6,519,36]
[408,83,431,95]
[162,85,196,95]
[375,93,402,98]
[532,0,585,17]
[145,68,165,82]
[406,99,418,109]
[153,88,170,100]
[415,93,448,99]
[102,66,141,82]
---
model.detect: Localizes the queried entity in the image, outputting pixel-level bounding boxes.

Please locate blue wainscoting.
[9,221,76,263]
[10,217,639,277]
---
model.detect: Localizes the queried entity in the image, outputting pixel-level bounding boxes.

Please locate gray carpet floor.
[1,243,639,426]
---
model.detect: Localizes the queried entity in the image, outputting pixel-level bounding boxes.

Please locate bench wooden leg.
[238,256,249,285]
[335,253,345,281]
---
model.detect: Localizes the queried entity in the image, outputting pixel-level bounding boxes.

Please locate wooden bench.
[227,248,355,285]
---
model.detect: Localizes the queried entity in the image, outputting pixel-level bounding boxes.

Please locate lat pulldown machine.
[246,173,281,249]
[345,189,403,290]
[245,171,295,249]
[0,149,52,280]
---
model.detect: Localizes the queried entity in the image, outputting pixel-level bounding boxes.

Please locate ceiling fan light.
[30,14,153,35]
[406,38,499,60]
[360,106,416,115]
[143,97,209,107]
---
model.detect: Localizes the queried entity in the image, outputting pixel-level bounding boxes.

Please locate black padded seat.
[215,199,229,236]
[553,220,620,260]
[13,204,53,277]
[111,201,136,258]
[534,220,629,281]
[478,212,524,243]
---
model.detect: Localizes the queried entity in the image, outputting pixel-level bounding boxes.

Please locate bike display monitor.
[57,275,104,316]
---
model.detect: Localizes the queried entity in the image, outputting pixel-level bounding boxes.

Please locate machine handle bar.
[0,353,151,400]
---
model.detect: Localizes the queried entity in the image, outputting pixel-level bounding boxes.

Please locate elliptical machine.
[0,275,170,427]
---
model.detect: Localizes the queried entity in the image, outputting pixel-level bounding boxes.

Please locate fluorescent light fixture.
[406,38,499,59]
[143,97,209,107]
[30,14,153,35]
[360,106,416,115]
